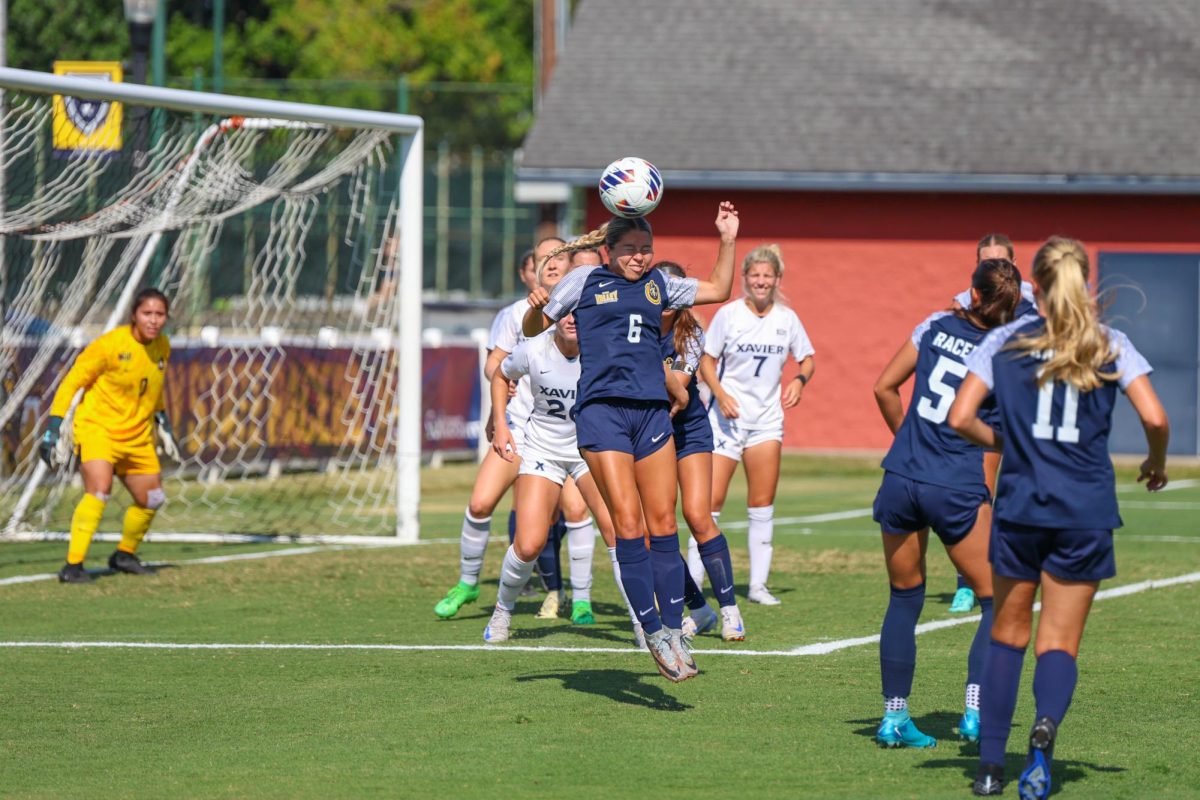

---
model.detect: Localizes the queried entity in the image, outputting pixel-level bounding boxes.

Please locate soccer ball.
[598,157,663,219]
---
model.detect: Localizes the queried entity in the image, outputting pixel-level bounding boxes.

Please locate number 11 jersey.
[881,310,1003,494]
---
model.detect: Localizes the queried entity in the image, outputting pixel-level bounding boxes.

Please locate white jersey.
[704,300,814,431]
[488,298,533,424]
[500,329,581,456]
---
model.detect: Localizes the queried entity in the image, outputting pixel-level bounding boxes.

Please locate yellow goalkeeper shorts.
[74,423,161,476]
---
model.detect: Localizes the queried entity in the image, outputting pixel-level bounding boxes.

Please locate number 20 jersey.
[500,328,581,455]
[881,311,1002,495]
[965,317,1151,529]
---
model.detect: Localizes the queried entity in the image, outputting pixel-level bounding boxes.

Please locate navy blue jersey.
[882,311,1002,493]
[544,265,698,409]
[965,318,1152,529]
[661,326,706,427]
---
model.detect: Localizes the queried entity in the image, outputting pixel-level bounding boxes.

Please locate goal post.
[0,67,424,544]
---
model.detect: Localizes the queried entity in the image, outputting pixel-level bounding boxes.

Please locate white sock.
[710,510,721,526]
[459,510,491,586]
[566,518,595,603]
[686,535,704,588]
[608,546,638,625]
[885,696,908,714]
[747,504,774,588]
[965,683,980,711]
[496,545,536,611]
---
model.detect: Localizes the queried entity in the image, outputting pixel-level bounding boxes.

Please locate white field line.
[1121,501,1200,510]
[3,570,1197,659]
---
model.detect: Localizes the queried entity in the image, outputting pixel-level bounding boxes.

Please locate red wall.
[588,190,1200,451]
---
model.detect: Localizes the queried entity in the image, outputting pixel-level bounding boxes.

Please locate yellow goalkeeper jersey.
[50,326,171,443]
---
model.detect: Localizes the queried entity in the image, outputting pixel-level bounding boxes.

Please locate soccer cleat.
[973,763,1005,796]
[632,621,648,651]
[875,711,937,749]
[959,708,981,743]
[434,580,480,619]
[571,600,595,625]
[57,562,94,584]
[669,628,699,679]
[108,550,155,575]
[536,590,565,619]
[950,586,977,613]
[720,605,746,641]
[748,584,781,605]
[645,628,686,683]
[681,604,718,637]
[482,605,512,643]
[1017,717,1057,800]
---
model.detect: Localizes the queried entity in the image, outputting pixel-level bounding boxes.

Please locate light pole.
[123,0,159,166]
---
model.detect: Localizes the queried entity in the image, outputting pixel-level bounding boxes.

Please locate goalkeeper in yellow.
[39,288,181,583]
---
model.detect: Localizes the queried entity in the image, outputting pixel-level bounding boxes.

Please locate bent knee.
[143,488,166,510]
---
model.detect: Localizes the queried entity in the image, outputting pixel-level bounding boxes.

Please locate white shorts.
[517,449,589,486]
[708,406,783,462]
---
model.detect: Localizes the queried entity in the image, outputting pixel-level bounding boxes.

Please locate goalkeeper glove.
[38,416,67,468]
[154,411,182,461]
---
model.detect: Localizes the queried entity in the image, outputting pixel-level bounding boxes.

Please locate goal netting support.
[0,68,424,543]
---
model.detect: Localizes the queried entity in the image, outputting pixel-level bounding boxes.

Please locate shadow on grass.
[847,710,961,743]
[918,754,1126,794]
[516,669,692,711]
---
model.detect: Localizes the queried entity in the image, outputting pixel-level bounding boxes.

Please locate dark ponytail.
[966,259,1021,329]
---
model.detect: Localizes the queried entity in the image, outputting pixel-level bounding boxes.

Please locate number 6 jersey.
[965,317,1151,529]
[881,310,1009,494]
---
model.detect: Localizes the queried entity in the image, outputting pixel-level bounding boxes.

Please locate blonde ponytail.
[538,225,609,282]
[1013,236,1118,390]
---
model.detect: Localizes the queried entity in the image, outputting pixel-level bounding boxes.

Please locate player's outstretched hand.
[527,286,551,310]
[1137,458,1168,492]
[714,201,739,241]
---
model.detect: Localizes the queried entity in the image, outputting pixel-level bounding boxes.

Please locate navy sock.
[880,583,925,700]
[980,640,1027,767]
[1033,649,1078,726]
[615,537,660,635]
[680,554,707,610]
[957,572,969,591]
[967,596,994,686]
[649,533,685,630]
[698,533,737,608]
[507,510,516,544]
[536,516,565,591]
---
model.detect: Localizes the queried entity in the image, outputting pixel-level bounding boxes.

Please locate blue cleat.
[959,708,981,743]
[950,586,977,613]
[1018,717,1056,800]
[875,711,937,748]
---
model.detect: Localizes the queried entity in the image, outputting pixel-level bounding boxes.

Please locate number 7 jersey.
[965,317,1151,529]
[881,310,1004,494]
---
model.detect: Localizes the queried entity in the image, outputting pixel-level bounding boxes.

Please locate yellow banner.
[52,61,123,153]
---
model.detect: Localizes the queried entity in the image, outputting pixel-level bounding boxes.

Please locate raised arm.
[693,202,740,306]
[873,342,918,434]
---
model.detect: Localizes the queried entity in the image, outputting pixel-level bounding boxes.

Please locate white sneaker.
[535,590,565,619]
[720,605,746,641]
[483,605,512,643]
[669,628,699,679]
[748,584,781,606]
[646,628,686,682]
[632,621,648,650]
[681,604,718,637]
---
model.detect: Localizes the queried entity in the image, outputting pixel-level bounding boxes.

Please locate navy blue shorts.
[873,471,989,545]
[575,399,674,461]
[672,405,713,460]
[990,520,1116,582]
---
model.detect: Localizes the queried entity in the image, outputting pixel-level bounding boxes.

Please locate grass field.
[2,455,1198,798]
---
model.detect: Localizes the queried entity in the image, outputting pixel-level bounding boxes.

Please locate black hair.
[132,287,170,316]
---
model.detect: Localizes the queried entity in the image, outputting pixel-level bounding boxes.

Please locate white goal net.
[0,68,423,543]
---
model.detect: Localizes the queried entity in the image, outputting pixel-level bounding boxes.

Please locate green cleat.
[571,600,595,625]
[875,711,937,749]
[434,580,480,619]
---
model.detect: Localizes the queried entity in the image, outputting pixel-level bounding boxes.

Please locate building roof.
[519,0,1200,193]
